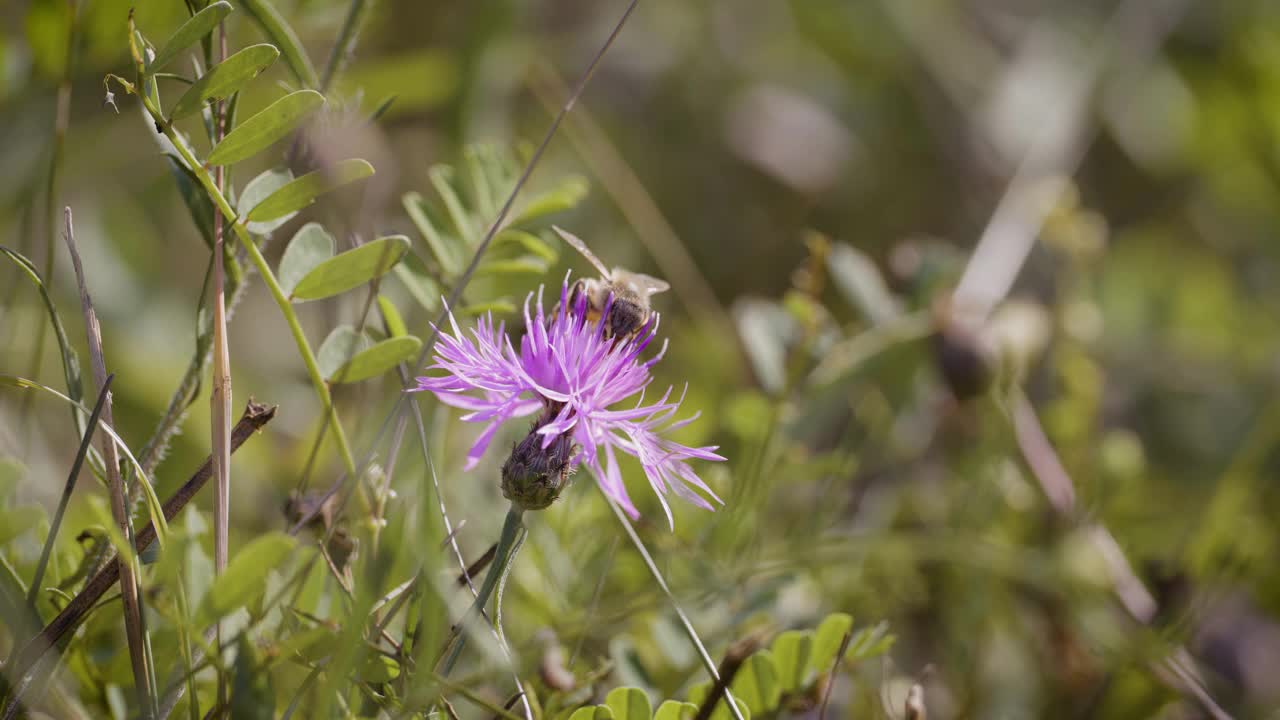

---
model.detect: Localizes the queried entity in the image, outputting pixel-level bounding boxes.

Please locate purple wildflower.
[411,275,725,527]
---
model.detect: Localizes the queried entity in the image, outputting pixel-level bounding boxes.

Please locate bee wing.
[553,226,612,279]
[615,269,670,296]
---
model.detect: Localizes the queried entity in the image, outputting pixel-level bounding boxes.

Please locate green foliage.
[207,89,323,165]
[169,43,279,120]
[198,532,295,624]
[277,222,335,296]
[6,1,1279,719]
[149,2,232,70]
[245,158,375,222]
[291,235,410,301]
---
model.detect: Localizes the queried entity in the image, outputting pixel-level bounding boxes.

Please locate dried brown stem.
[2,401,276,716]
[60,206,156,718]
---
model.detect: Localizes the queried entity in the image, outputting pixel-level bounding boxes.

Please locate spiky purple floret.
[411,276,724,527]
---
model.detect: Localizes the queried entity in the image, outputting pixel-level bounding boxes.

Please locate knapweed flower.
[410,276,725,527]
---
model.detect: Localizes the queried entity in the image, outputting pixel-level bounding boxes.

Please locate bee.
[552,226,670,340]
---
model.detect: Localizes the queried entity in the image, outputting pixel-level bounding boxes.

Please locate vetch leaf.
[278,223,334,297]
[512,175,588,226]
[809,612,854,676]
[377,295,407,338]
[327,336,422,384]
[238,0,318,88]
[653,701,697,720]
[402,191,459,275]
[207,89,324,166]
[239,167,295,235]
[495,229,558,262]
[291,235,410,301]
[568,707,614,720]
[199,532,295,622]
[605,687,652,720]
[245,158,374,222]
[393,254,441,312]
[169,43,278,120]
[151,1,232,70]
[771,630,814,692]
[732,652,781,714]
[316,326,369,381]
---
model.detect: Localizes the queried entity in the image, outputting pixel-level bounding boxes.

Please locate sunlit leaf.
[809,612,853,675]
[199,532,295,622]
[207,89,324,166]
[239,167,296,235]
[327,336,422,384]
[238,0,318,88]
[151,1,232,70]
[653,701,697,720]
[245,158,374,222]
[512,175,589,226]
[278,223,334,297]
[291,235,410,301]
[770,630,813,692]
[169,43,278,120]
[568,706,614,720]
[377,295,407,338]
[732,652,781,714]
[605,687,652,720]
[495,229,557,262]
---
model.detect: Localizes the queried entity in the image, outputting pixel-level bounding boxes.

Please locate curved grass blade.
[245,158,374,222]
[239,0,319,88]
[151,1,233,71]
[169,43,279,120]
[291,235,409,301]
[207,89,324,166]
[26,374,113,607]
[0,375,171,551]
[0,246,85,435]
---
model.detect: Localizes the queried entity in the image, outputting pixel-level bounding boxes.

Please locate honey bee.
[553,226,670,340]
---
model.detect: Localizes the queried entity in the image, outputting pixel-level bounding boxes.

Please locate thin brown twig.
[692,636,761,720]
[60,206,157,719]
[2,401,277,716]
[817,630,853,720]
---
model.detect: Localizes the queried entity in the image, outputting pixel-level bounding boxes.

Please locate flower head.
[411,275,725,527]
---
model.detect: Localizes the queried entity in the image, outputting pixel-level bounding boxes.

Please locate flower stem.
[435,505,525,677]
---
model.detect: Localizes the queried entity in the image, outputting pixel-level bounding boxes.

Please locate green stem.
[319,0,373,93]
[435,505,525,677]
[126,86,359,481]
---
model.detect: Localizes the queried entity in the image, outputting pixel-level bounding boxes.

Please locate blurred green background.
[3,0,1280,718]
